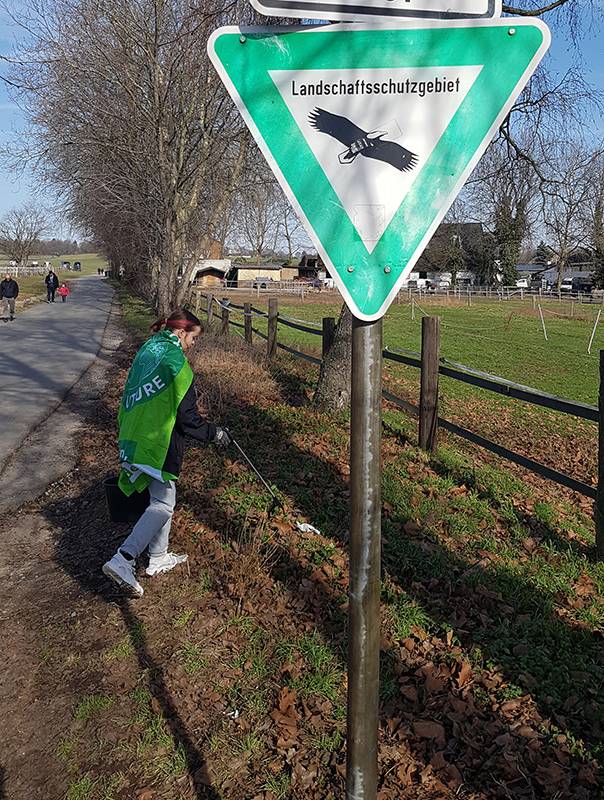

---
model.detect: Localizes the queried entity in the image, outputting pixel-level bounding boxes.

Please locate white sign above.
[249,0,501,23]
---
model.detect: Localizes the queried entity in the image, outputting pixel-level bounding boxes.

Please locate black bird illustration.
[309,107,417,172]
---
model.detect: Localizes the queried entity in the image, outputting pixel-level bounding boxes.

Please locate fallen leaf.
[412,720,446,747]
[455,660,472,687]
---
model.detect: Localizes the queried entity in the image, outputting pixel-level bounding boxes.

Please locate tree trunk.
[156,261,172,317]
[557,251,567,291]
[174,134,249,308]
[314,304,353,410]
[149,255,161,312]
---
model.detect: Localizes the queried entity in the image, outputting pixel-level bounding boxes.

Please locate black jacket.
[45,273,59,289]
[0,278,19,299]
[162,382,216,476]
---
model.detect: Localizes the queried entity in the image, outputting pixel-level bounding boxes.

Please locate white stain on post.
[348,766,366,800]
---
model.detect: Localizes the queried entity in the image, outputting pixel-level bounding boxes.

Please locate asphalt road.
[0,276,114,474]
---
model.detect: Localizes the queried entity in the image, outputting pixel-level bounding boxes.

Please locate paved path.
[0,276,114,473]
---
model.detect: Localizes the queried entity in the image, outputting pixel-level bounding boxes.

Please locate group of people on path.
[0,269,72,322]
[45,270,71,303]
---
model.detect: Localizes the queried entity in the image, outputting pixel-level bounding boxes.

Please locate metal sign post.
[347,316,382,800]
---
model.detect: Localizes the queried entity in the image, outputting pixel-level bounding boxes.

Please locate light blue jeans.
[120,479,176,559]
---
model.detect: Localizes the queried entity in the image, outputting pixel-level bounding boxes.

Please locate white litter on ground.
[296,522,322,535]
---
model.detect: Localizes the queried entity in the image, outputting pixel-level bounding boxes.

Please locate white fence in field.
[192,279,604,306]
[0,265,49,276]
[405,286,604,304]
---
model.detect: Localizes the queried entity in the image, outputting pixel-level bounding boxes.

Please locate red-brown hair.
[150,309,203,334]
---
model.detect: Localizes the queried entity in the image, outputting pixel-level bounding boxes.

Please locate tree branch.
[502,0,570,16]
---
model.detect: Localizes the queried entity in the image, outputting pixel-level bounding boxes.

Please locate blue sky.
[0,22,27,215]
[0,6,602,231]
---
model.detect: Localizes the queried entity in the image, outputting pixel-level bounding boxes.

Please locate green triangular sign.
[209,20,550,320]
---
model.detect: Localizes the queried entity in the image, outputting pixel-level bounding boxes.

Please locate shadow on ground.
[41,475,220,799]
[37,338,602,798]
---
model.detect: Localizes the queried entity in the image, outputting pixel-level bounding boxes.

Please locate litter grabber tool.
[228,434,283,513]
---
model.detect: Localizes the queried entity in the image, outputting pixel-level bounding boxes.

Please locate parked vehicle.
[572,277,593,294]
[560,278,573,293]
[253,276,272,289]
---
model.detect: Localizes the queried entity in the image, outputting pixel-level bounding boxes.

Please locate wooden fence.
[191,291,604,558]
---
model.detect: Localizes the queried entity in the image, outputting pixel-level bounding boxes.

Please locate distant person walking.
[0,273,19,322]
[45,270,59,302]
[58,283,71,303]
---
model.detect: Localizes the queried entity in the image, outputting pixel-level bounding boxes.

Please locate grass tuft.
[178,642,208,676]
[262,773,290,799]
[64,776,95,800]
[73,695,114,722]
[172,609,194,628]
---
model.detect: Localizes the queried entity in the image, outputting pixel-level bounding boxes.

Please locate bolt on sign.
[208,20,550,320]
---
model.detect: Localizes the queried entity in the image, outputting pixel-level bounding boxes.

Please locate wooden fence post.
[267,297,278,359]
[322,316,336,359]
[220,298,229,336]
[597,350,604,561]
[207,293,214,329]
[194,290,201,315]
[419,316,440,452]
[244,302,252,345]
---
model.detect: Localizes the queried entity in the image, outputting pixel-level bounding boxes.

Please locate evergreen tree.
[445,233,465,286]
[533,241,552,265]
[494,193,526,285]
[592,199,604,289]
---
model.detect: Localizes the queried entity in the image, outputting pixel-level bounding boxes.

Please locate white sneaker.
[102,551,144,596]
[146,552,188,576]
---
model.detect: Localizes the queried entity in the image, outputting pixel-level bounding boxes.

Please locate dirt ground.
[0,307,602,800]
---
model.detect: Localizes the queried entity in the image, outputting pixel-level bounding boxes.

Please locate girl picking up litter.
[103,309,231,596]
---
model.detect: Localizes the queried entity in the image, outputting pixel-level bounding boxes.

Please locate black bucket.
[104,475,150,523]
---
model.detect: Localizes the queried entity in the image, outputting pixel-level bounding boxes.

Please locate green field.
[1,253,108,301]
[234,296,604,405]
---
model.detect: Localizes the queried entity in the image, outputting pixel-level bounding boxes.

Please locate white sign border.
[208,19,551,322]
[249,0,502,22]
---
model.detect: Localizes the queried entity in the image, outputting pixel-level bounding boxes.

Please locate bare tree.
[3,0,258,314]
[275,192,311,262]
[0,205,46,265]
[463,131,546,286]
[542,146,598,288]
[233,177,281,261]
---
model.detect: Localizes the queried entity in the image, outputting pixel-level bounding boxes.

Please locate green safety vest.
[117,330,193,495]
